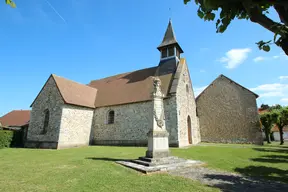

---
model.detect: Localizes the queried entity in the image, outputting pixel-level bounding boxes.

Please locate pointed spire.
[157,19,183,53]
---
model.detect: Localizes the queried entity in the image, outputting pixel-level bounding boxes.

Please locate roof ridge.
[88,66,157,84]
[52,74,97,90]
[196,74,259,100]
[219,74,259,98]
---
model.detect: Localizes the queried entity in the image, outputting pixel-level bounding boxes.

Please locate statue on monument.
[152,76,165,129]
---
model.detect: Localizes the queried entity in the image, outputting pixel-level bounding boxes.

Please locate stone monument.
[146,76,170,158]
[116,77,203,174]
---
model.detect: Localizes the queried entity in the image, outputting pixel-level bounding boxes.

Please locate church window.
[168,47,174,56]
[42,109,49,134]
[161,49,167,58]
[107,110,115,124]
[186,84,189,93]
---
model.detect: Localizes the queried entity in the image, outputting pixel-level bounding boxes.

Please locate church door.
[187,116,192,144]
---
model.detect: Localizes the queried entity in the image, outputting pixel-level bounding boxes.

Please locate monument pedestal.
[145,130,170,158]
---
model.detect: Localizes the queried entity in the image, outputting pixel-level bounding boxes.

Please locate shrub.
[0,130,14,148]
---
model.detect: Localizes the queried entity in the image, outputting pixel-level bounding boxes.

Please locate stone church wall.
[196,76,263,145]
[91,99,179,146]
[25,77,64,149]
[175,61,201,147]
[57,105,94,149]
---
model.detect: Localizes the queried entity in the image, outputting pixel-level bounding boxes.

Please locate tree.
[270,106,288,145]
[260,112,274,144]
[184,0,288,55]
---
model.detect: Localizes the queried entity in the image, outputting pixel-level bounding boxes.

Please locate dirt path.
[168,166,288,192]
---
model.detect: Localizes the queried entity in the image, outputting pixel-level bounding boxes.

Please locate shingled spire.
[157,19,183,60]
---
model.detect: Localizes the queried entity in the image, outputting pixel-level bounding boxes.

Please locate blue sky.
[0,0,287,116]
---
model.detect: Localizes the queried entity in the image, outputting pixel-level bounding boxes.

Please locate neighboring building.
[25,20,201,149]
[0,110,30,130]
[0,110,30,145]
[196,75,263,145]
[271,125,288,141]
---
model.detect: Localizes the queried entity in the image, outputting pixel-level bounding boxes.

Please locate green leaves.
[197,9,205,19]
[262,45,270,52]
[5,0,16,8]
[256,40,272,52]
[204,12,216,21]
[185,0,288,55]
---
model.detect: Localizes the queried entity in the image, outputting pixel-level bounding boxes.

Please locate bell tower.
[157,19,184,61]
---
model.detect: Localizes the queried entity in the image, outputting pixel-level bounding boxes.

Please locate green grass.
[0,146,217,192]
[172,142,288,183]
[0,143,287,192]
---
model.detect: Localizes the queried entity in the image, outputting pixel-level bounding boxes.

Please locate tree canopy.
[184,0,288,55]
[260,105,288,145]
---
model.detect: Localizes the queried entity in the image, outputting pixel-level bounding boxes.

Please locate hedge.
[0,130,14,148]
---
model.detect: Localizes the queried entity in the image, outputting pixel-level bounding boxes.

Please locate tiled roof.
[89,57,180,107]
[0,110,30,127]
[52,75,98,108]
[271,125,288,132]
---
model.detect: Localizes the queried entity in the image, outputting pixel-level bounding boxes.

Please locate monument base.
[116,156,204,174]
[146,130,170,158]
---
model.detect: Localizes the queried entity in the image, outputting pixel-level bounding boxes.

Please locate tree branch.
[274,4,288,26]
[242,2,286,36]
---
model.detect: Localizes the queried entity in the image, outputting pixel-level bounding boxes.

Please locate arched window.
[107,110,115,124]
[186,84,189,93]
[42,109,49,134]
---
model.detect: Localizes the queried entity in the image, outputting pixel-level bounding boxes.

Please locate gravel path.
[168,166,288,192]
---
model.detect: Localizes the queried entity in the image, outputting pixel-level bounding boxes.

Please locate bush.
[0,130,14,148]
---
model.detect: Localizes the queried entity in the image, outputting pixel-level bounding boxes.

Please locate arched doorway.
[187,116,192,144]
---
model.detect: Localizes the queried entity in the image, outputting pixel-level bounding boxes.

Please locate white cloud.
[279,76,288,80]
[251,83,288,105]
[260,92,284,97]
[273,55,280,59]
[194,86,208,97]
[219,48,251,69]
[281,98,288,102]
[253,56,266,62]
[250,83,288,92]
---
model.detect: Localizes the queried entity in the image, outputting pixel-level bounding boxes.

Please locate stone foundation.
[24,141,58,149]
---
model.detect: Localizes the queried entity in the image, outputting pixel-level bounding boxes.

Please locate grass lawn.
[0,143,287,192]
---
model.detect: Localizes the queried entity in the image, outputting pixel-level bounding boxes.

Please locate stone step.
[139,156,181,163]
[131,159,152,167]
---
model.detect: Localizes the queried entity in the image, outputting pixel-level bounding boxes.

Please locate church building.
[25,20,201,149]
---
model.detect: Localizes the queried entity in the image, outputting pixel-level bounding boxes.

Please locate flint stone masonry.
[174,61,201,147]
[58,105,94,149]
[196,76,263,145]
[91,98,180,146]
[25,77,63,148]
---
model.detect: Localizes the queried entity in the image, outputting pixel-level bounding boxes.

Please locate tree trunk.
[264,128,271,144]
[279,37,288,56]
[279,126,284,145]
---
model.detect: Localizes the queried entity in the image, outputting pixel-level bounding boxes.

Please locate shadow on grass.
[204,173,288,192]
[234,166,288,184]
[251,155,288,164]
[253,148,288,153]
[264,145,288,149]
